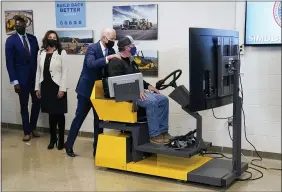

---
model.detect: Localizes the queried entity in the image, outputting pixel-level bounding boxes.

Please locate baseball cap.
[117,35,139,48]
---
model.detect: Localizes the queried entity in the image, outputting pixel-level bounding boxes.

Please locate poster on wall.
[56,30,94,55]
[55,0,86,28]
[113,4,158,40]
[5,10,34,35]
[133,50,158,77]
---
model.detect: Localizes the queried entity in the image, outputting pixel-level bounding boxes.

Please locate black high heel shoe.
[57,141,64,150]
[64,142,76,157]
[47,139,58,149]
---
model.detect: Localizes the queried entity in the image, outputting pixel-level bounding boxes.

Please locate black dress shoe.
[57,142,64,150]
[48,139,58,150]
[64,142,76,157]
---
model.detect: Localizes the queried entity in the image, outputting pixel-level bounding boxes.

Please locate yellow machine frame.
[90,80,212,181]
[90,80,138,123]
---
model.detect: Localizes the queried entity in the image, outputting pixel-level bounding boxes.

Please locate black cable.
[237,170,252,181]
[206,64,265,180]
[200,152,232,159]
[200,151,264,181]
[211,107,233,120]
[238,167,264,181]
[239,74,281,171]
[247,167,264,180]
[208,58,280,181]
[227,121,233,141]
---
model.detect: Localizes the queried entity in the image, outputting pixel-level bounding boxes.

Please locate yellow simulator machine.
[90,28,248,188]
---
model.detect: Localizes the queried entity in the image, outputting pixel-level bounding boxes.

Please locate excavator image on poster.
[121,18,153,30]
[6,13,32,33]
[63,38,89,54]
[133,51,157,70]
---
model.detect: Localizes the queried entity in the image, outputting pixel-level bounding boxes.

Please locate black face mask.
[47,39,57,48]
[15,26,26,35]
[105,40,115,48]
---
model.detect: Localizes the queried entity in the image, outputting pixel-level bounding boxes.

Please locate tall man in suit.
[5,16,41,141]
[65,28,121,157]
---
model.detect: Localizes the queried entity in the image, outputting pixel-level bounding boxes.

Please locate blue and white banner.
[55,0,86,28]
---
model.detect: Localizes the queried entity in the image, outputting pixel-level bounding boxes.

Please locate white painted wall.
[1,1,281,153]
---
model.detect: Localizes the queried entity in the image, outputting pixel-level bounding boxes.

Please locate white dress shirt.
[99,41,109,64]
[11,33,31,85]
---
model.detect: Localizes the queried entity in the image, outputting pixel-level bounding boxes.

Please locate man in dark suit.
[5,16,41,141]
[65,28,121,157]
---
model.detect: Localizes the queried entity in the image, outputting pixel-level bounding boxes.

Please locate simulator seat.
[90,74,146,124]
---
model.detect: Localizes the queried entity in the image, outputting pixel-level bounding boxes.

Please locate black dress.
[41,53,68,114]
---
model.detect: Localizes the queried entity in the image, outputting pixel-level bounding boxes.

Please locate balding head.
[100,28,116,49]
[100,28,116,41]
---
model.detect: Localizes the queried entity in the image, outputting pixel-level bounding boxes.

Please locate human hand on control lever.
[148,85,160,94]
[140,91,147,101]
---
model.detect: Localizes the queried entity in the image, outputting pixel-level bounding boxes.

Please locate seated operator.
[104,36,172,145]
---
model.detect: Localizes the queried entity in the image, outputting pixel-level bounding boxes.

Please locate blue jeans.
[136,91,169,137]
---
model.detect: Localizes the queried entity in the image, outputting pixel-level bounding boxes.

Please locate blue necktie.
[105,49,108,56]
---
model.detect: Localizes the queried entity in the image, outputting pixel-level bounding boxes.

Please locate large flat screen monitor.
[245,1,281,46]
[189,27,239,112]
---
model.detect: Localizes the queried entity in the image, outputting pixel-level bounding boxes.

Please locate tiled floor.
[2,128,281,191]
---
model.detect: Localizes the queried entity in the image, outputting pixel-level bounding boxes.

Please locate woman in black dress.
[35,30,68,150]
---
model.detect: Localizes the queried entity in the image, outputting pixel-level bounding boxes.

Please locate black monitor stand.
[168,44,247,187]
[216,39,244,177]
[231,56,243,177]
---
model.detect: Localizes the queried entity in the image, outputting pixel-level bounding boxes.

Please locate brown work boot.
[31,130,40,137]
[22,135,31,142]
[162,132,173,140]
[150,135,170,144]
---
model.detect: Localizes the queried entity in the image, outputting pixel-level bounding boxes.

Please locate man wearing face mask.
[5,16,41,142]
[105,36,172,145]
[65,28,121,157]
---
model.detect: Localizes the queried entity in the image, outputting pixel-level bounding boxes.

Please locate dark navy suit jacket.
[76,41,115,99]
[5,33,39,86]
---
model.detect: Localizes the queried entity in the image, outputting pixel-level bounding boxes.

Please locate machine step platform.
[100,121,211,158]
[136,142,212,158]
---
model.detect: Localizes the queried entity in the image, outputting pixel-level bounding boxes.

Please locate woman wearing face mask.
[35,30,69,150]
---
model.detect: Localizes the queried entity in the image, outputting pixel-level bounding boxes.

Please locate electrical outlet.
[239,44,244,55]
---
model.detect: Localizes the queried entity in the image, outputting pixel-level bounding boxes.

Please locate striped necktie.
[22,35,30,55]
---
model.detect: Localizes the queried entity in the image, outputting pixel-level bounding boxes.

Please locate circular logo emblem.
[273,1,281,27]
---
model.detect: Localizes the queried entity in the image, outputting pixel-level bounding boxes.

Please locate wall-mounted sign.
[55,0,86,28]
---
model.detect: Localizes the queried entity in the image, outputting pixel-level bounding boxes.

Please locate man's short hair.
[14,15,26,23]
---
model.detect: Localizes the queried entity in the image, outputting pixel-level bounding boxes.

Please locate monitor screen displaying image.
[245,1,281,46]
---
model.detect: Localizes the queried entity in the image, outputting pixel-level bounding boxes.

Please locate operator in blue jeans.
[105,36,172,144]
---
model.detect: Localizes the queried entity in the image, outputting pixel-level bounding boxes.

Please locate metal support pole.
[232,59,242,176]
